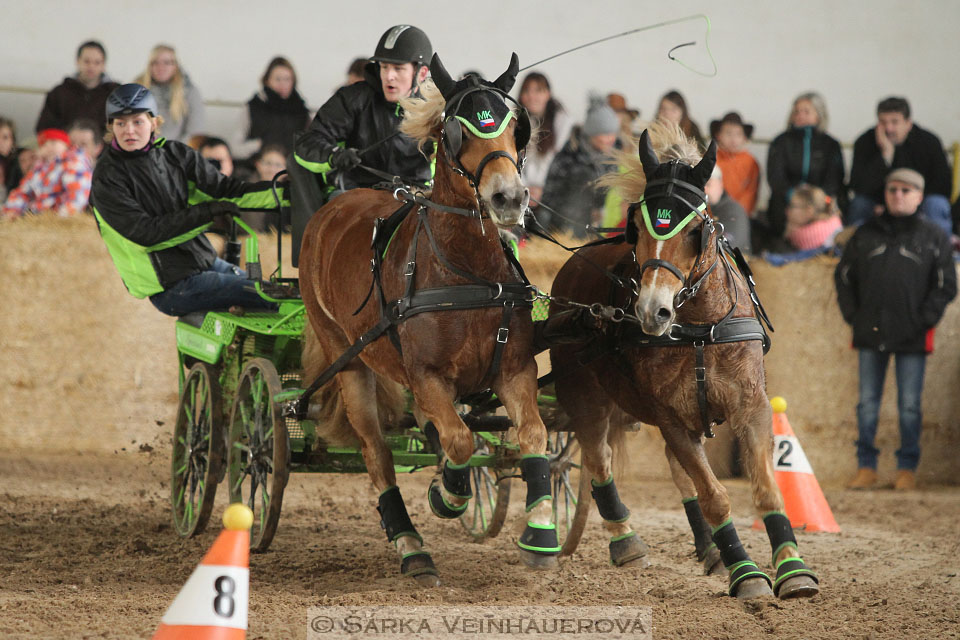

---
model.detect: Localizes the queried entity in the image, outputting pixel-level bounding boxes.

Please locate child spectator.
[704,165,751,252]
[784,185,843,250]
[2,129,92,219]
[346,57,367,85]
[134,45,206,142]
[36,40,118,135]
[656,90,705,149]
[710,112,760,215]
[68,119,104,165]
[198,137,236,177]
[0,117,25,201]
[233,57,310,159]
[254,145,287,183]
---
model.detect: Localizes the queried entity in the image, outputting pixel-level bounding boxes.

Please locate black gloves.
[329,147,362,171]
[198,200,240,223]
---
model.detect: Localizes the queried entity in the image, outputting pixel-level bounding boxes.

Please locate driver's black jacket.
[293,63,432,191]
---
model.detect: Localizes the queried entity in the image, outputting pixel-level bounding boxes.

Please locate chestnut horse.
[549,124,820,599]
[299,53,557,586]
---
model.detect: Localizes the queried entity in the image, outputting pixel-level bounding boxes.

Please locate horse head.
[629,129,718,335]
[430,53,530,227]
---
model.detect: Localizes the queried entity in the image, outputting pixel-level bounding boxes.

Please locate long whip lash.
[520,13,717,77]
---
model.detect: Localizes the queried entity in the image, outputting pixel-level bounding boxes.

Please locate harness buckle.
[496,327,509,344]
[492,282,503,299]
[404,261,416,277]
[693,340,706,381]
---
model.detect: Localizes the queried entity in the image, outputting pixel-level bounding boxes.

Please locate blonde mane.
[398,79,445,156]
[596,120,703,203]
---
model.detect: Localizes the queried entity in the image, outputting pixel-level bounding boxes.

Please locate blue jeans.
[855,349,926,471]
[150,258,278,316]
[847,193,952,236]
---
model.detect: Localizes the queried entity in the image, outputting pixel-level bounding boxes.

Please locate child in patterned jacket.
[2,129,92,219]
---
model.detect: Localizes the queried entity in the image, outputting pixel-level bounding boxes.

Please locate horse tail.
[605,408,636,484]
[300,321,407,447]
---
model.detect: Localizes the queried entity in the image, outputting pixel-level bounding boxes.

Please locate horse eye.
[686,227,702,243]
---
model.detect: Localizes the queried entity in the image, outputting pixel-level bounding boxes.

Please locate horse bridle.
[439,79,529,211]
[629,162,722,308]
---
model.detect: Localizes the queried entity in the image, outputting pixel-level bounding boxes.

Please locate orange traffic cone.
[752,397,841,533]
[153,504,253,639]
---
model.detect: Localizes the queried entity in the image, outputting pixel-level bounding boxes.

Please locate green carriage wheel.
[227,357,290,552]
[171,362,223,537]
[459,435,511,540]
[548,431,589,556]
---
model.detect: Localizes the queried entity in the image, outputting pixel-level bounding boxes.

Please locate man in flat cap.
[835,167,956,491]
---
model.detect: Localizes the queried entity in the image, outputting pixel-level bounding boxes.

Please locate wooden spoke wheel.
[459,434,511,540]
[227,358,289,552]
[548,431,590,556]
[171,362,223,537]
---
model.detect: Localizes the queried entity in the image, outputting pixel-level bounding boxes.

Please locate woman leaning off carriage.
[90,83,286,316]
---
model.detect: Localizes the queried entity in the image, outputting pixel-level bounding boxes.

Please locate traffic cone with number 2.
[153,504,253,639]
[752,397,840,533]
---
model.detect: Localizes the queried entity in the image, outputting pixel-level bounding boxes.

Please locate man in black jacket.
[292,25,433,194]
[847,97,952,236]
[835,168,957,491]
[36,41,119,135]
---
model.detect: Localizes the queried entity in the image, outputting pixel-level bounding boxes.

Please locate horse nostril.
[491,192,507,210]
[655,307,672,323]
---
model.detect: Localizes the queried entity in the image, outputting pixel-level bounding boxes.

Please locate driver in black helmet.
[90,83,287,316]
[293,24,434,194]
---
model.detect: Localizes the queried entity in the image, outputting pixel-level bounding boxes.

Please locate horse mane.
[399,79,445,156]
[596,120,703,203]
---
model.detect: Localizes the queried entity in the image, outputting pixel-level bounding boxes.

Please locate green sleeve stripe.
[294,152,329,174]
[92,207,164,299]
[187,181,289,209]
[146,223,213,252]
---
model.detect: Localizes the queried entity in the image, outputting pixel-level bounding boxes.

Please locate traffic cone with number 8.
[153,504,253,639]
[752,397,841,533]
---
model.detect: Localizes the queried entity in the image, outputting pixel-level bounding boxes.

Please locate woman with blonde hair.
[133,44,206,142]
[766,92,845,237]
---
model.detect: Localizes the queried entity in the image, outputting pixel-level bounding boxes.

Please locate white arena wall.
[2,0,959,205]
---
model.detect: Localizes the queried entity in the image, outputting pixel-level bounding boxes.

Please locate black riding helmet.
[106,83,159,123]
[371,25,432,66]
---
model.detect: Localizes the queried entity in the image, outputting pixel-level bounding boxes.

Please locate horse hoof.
[734,576,775,600]
[776,574,820,599]
[401,551,439,586]
[520,549,559,570]
[413,573,441,588]
[609,533,650,568]
[702,546,725,576]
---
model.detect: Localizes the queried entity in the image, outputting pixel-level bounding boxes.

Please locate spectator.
[835,168,956,491]
[68,119,104,165]
[607,92,641,145]
[784,185,842,251]
[346,57,368,85]
[198,137,235,178]
[36,40,119,135]
[293,24,433,196]
[518,71,572,207]
[766,92,846,237]
[91,84,286,316]
[704,164,751,252]
[2,128,92,219]
[254,145,287,183]
[848,97,951,235]
[0,117,25,200]
[134,44,206,143]
[233,56,311,160]
[540,99,619,237]
[656,90,705,148]
[710,112,760,215]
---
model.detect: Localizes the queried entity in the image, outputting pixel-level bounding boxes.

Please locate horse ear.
[691,140,718,186]
[493,52,520,93]
[638,129,660,178]
[430,53,456,99]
